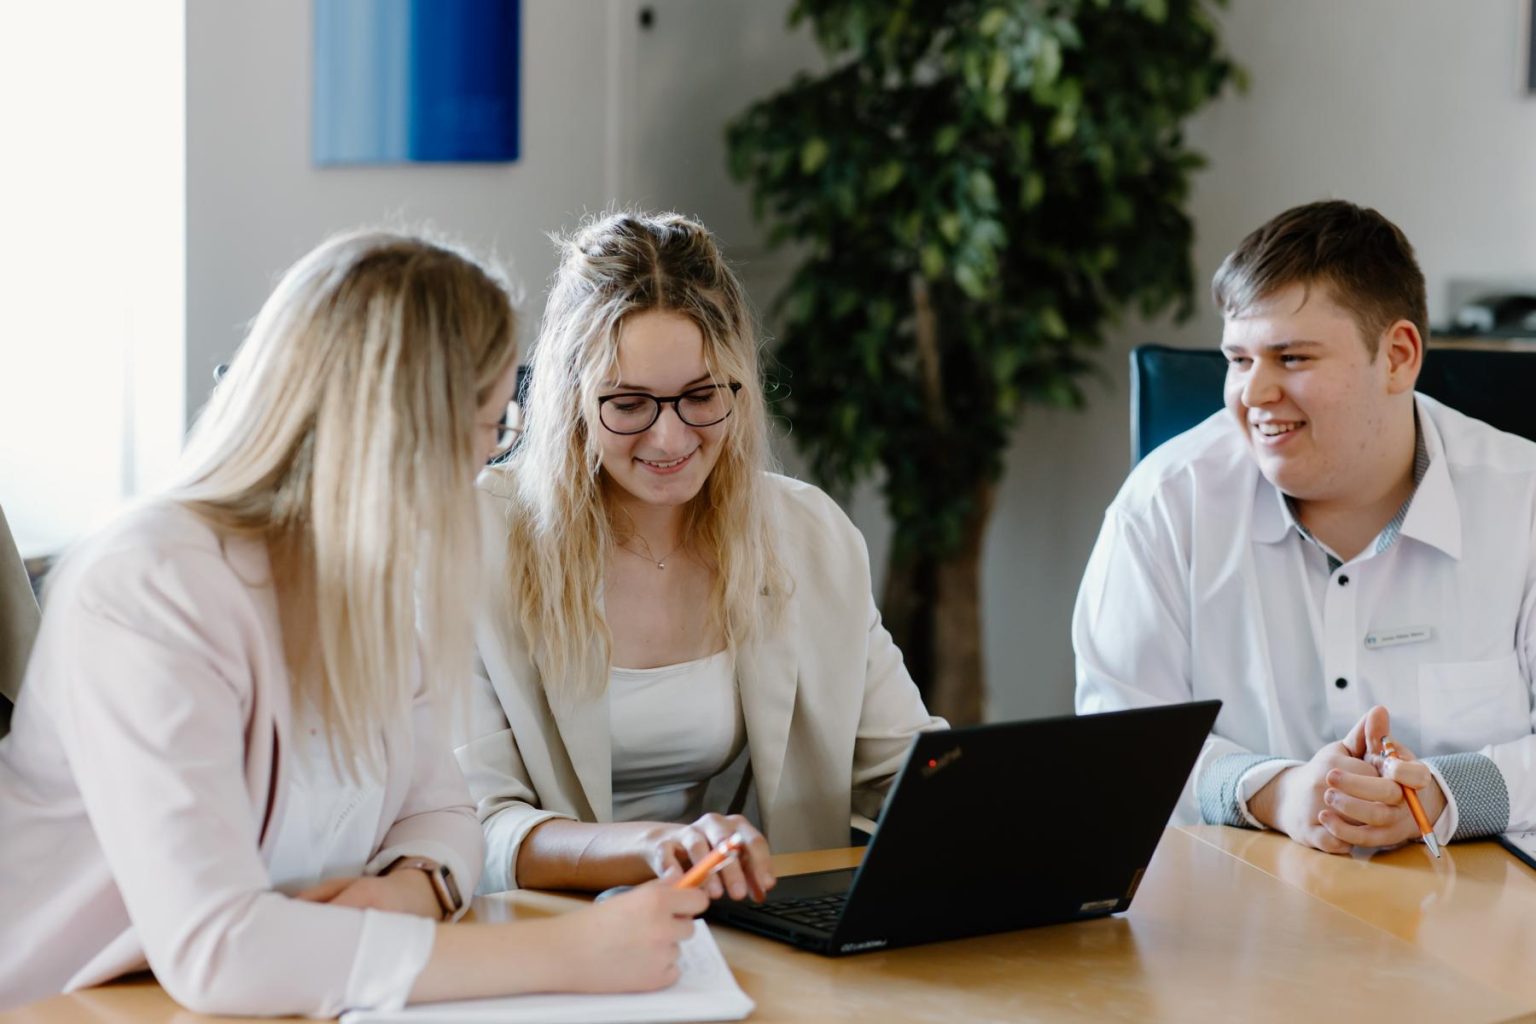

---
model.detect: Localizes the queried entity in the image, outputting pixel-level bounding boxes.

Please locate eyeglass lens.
[601,386,734,434]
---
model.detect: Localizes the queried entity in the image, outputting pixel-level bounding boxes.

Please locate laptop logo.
[921,746,963,777]
[840,939,888,953]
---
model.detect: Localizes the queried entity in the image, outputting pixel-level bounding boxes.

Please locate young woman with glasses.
[460,211,944,901]
[0,232,702,1016]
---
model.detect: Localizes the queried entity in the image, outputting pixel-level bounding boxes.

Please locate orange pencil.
[676,832,748,889]
[1382,737,1441,859]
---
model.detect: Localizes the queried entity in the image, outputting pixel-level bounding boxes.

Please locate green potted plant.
[728,0,1240,723]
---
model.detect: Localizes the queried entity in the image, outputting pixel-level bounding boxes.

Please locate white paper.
[1502,830,1536,865]
[341,920,754,1024]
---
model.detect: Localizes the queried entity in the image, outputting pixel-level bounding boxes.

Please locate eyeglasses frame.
[596,382,743,435]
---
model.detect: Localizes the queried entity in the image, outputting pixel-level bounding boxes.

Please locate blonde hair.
[174,230,517,776]
[490,211,787,703]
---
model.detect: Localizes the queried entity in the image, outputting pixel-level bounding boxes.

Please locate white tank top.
[609,649,746,823]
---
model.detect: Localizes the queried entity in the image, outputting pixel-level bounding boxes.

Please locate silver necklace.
[620,534,685,570]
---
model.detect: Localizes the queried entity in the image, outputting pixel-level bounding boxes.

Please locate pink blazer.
[0,502,483,1015]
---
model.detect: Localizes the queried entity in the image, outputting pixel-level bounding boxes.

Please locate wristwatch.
[385,856,463,920]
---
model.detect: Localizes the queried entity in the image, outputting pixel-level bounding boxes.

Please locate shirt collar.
[1251,470,1292,545]
[1249,395,1461,560]
[1396,394,1462,560]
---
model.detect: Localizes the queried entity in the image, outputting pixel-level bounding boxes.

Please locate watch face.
[434,864,462,911]
[389,856,460,918]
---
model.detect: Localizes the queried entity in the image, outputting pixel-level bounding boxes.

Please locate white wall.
[0,1,183,557]
[186,0,821,414]
[188,1,620,409]
[984,0,1536,721]
[187,0,1536,721]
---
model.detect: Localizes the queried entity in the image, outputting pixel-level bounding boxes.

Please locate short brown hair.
[1211,200,1428,357]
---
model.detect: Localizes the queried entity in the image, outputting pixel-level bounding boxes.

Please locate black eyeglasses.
[597,382,742,435]
[486,400,524,462]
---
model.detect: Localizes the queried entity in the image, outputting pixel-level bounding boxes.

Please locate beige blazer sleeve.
[766,476,948,836]
[458,474,944,889]
[454,489,582,894]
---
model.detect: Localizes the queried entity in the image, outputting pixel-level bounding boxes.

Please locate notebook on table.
[340,920,752,1024]
[1498,830,1536,871]
[709,700,1221,956]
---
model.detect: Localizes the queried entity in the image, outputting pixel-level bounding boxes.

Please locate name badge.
[1364,626,1433,650]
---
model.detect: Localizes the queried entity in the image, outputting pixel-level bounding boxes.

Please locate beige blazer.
[0,502,483,1016]
[458,472,945,893]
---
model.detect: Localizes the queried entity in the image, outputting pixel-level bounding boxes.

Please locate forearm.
[1203,752,1297,829]
[1245,764,1293,830]
[513,819,663,891]
[380,862,452,919]
[410,919,581,1003]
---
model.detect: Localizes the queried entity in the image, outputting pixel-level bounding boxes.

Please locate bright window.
[0,2,185,557]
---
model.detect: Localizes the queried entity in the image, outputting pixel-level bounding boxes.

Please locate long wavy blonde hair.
[489,211,787,703]
[174,230,517,776]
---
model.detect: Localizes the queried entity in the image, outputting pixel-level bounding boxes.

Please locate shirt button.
[1335,677,1349,689]
[1338,575,1350,586]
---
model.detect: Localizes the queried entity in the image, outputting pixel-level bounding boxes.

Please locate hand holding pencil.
[1316,706,1448,855]
[676,832,749,889]
[1377,735,1442,858]
[640,814,776,902]
[1356,705,1446,856]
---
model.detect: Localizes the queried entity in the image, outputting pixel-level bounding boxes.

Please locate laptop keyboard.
[755,892,848,932]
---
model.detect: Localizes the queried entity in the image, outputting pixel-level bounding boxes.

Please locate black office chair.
[1,503,40,741]
[1130,343,1536,463]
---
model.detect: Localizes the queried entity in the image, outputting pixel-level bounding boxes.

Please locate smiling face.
[596,310,729,512]
[1221,282,1417,505]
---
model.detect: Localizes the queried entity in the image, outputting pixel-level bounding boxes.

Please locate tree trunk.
[881,479,995,726]
[881,550,935,703]
[884,273,991,724]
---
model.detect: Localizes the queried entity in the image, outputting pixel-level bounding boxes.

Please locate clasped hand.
[639,813,775,902]
[1250,704,1447,854]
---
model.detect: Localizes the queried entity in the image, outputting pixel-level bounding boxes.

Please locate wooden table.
[6,828,1534,1023]
[1185,824,1536,1010]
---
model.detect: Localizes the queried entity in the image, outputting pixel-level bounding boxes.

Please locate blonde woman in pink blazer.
[0,232,703,1016]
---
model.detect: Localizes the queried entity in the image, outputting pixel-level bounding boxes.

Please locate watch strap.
[385,856,462,920]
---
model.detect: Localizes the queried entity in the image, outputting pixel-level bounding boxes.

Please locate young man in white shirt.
[1074,200,1535,854]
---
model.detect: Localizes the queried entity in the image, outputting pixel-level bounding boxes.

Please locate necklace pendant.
[656,561,666,570]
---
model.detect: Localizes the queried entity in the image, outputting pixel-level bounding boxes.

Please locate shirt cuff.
[1236,759,1302,829]
[367,839,475,923]
[479,809,572,895]
[337,909,435,1016]
[1422,752,1510,842]
[1197,752,1296,828]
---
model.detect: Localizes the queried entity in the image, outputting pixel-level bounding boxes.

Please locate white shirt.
[266,711,388,892]
[609,650,746,823]
[1074,394,1536,840]
[258,716,433,1016]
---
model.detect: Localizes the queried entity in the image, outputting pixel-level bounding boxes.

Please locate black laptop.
[708,700,1220,955]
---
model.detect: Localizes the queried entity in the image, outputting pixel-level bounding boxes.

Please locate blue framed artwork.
[314,0,521,164]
